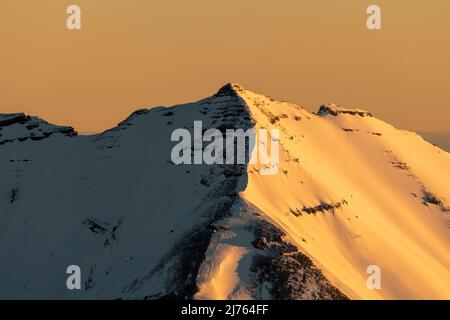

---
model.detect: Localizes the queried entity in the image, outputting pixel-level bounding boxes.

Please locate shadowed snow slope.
[0,84,449,299]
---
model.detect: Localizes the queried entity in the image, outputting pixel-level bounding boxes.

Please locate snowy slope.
[0,84,449,300]
[235,85,450,299]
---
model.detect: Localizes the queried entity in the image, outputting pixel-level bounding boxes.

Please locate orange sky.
[0,0,449,133]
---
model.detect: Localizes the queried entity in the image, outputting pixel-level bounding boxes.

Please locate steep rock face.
[0,84,449,300]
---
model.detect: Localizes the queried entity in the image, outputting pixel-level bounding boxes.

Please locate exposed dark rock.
[318,104,373,117]
[249,220,348,300]
[0,113,31,127]
[289,199,349,216]
[391,159,409,171]
[83,218,108,234]
[422,190,450,211]
[9,188,19,204]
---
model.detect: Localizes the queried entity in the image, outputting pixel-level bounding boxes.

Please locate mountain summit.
[0,84,449,299]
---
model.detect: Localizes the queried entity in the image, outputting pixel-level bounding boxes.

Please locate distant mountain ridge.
[419,131,450,153]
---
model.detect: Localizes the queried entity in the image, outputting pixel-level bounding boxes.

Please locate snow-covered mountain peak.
[0,85,449,300]
[215,83,247,97]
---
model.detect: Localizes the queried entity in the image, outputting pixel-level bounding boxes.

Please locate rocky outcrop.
[0,114,77,145]
[317,103,373,117]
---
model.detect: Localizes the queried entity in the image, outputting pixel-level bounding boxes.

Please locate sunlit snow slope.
[233,84,450,299]
[0,84,449,300]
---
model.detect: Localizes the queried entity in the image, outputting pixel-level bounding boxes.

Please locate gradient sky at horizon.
[1,0,449,133]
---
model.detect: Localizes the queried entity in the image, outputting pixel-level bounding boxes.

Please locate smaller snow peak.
[115,108,155,129]
[0,114,77,146]
[215,83,246,97]
[317,103,373,118]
